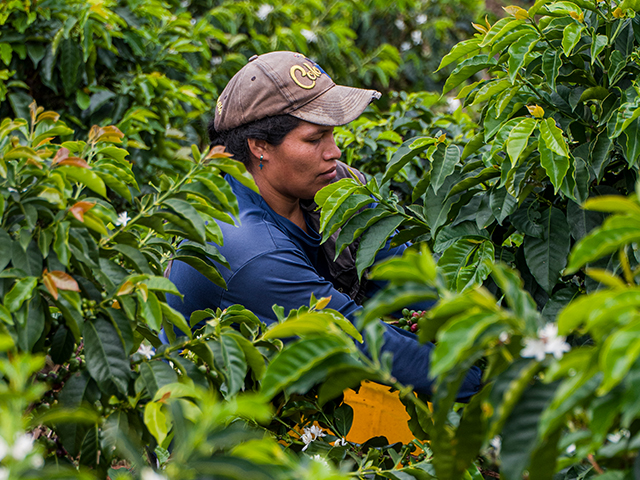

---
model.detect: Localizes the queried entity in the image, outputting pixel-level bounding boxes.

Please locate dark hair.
[208,115,301,166]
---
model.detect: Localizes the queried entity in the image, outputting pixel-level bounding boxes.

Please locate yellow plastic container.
[343,381,417,445]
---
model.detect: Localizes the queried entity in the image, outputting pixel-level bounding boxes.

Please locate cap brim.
[289,85,381,126]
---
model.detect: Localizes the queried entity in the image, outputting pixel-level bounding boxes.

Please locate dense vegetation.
[1,0,640,479]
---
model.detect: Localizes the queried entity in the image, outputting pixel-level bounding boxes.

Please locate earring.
[259,154,263,170]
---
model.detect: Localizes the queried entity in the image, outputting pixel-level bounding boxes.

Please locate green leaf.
[508,33,539,83]
[542,49,562,90]
[437,37,482,71]
[623,118,640,167]
[335,208,392,258]
[0,229,11,272]
[561,22,584,56]
[83,317,131,394]
[591,34,608,63]
[360,283,438,327]
[139,361,178,398]
[566,216,640,274]
[611,100,640,139]
[161,198,206,245]
[139,291,162,332]
[500,381,559,480]
[598,320,640,395]
[321,194,374,242]
[539,133,570,193]
[318,185,368,233]
[53,221,71,267]
[539,118,569,157]
[227,332,266,381]
[172,254,226,289]
[472,79,512,106]
[160,302,191,338]
[59,39,81,97]
[442,55,497,95]
[506,118,537,164]
[215,333,248,397]
[489,187,517,225]
[142,276,183,298]
[260,336,352,399]
[439,238,476,290]
[144,402,168,446]
[356,215,405,278]
[262,313,333,339]
[523,207,570,294]
[112,244,153,275]
[432,311,502,377]
[432,145,460,195]
[381,136,436,185]
[57,166,107,198]
[4,276,37,312]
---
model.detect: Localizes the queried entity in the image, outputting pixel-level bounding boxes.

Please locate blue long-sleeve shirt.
[166,176,482,401]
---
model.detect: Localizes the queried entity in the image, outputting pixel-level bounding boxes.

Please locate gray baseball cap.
[214,51,381,132]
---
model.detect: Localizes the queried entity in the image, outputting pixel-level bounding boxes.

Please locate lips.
[319,167,337,181]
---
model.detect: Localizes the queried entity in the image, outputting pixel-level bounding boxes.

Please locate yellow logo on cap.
[216,99,223,115]
[290,62,323,89]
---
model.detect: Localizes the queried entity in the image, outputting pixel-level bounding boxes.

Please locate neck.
[254,175,308,233]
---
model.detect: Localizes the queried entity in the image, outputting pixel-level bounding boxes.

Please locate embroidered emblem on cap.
[216,99,223,115]
[290,62,323,89]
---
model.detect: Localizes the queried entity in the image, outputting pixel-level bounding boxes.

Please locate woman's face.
[260,120,341,201]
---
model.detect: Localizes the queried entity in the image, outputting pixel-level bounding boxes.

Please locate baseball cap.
[214,51,381,132]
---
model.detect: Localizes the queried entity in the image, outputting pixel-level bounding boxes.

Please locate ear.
[247,138,269,160]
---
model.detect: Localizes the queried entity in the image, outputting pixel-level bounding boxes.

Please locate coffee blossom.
[301,29,317,43]
[301,425,325,451]
[521,323,570,361]
[256,4,273,20]
[115,211,130,227]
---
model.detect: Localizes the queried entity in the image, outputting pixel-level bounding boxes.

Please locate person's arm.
[206,248,481,400]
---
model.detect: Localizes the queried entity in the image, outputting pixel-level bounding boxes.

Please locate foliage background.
[3,0,640,480]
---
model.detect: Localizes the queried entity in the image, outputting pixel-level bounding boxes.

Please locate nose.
[324,135,341,161]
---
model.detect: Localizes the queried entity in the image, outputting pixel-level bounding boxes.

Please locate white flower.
[301,425,326,451]
[400,42,411,52]
[115,211,130,227]
[394,19,406,30]
[11,434,33,461]
[411,30,423,45]
[566,444,576,454]
[256,4,273,20]
[499,331,510,343]
[311,454,330,467]
[190,18,196,26]
[446,97,462,112]
[211,56,223,66]
[416,14,427,25]
[0,437,8,461]
[489,435,501,455]
[0,467,9,480]
[607,432,623,444]
[137,343,154,360]
[31,454,44,468]
[301,29,317,43]
[521,323,570,361]
[333,437,347,447]
[141,467,168,480]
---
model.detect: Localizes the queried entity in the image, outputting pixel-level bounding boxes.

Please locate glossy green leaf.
[139,361,178,398]
[566,216,640,274]
[356,215,405,278]
[598,319,640,395]
[4,276,37,312]
[172,254,226,289]
[260,336,352,399]
[432,144,460,195]
[437,37,482,71]
[138,291,162,331]
[57,166,107,198]
[523,207,570,294]
[443,55,497,95]
[541,49,562,90]
[319,186,369,233]
[83,317,130,394]
[489,187,517,225]
[216,333,248,397]
[144,401,168,446]
[506,118,537,164]
[112,244,152,275]
[539,118,569,157]
[160,302,192,338]
[162,198,206,245]
[561,22,584,56]
[539,133,570,193]
[381,136,436,185]
[507,33,539,83]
